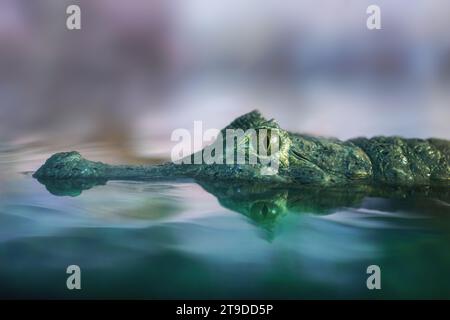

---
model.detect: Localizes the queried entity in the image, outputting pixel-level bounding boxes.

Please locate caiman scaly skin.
[33,110,450,186]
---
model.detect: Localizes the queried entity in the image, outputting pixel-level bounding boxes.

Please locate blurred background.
[1,0,449,164]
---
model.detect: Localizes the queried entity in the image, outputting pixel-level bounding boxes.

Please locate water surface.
[1,145,450,299]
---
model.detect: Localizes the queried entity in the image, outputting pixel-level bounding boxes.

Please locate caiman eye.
[251,202,277,218]
[258,129,280,156]
[261,203,269,217]
[263,133,271,155]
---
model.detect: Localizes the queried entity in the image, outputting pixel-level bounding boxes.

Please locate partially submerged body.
[33,111,450,186]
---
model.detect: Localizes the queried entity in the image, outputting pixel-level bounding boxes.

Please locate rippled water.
[1,145,450,299]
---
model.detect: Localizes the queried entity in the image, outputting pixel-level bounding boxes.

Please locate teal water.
[1,146,450,299]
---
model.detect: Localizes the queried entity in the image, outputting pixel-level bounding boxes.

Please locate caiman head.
[205,110,373,185]
[32,110,373,185]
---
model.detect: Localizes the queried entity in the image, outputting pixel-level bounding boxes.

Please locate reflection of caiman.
[33,110,449,186]
[201,180,450,226]
[35,176,450,238]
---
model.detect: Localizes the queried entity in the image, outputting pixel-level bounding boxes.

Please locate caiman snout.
[33,151,108,179]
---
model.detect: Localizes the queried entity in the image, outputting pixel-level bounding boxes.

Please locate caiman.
[33,110,450,186]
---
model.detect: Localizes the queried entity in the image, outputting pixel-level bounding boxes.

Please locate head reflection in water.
[35,176,450,241]
[198,182,370,239]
